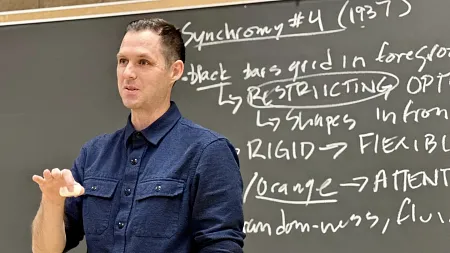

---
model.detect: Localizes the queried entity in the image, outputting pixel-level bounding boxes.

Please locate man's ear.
[170,60,184,82]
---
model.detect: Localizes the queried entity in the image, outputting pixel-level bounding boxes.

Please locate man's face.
[116,30,175,110]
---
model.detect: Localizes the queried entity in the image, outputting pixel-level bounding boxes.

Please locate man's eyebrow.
[116,53,153,59]
[137,53,153,59]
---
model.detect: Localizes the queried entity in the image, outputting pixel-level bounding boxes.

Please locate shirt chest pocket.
[82,178,119,235]
[131,179,185,238]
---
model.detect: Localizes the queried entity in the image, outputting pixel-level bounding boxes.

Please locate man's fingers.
[37,168,84,198]
[61,169,75,192]
[32,175,44,185]
[43,169,52,180]
[59,184,84,197]
[51,168,62,179]
[78,186,85,195]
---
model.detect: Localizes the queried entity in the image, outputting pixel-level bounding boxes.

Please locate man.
[31,18,246,253]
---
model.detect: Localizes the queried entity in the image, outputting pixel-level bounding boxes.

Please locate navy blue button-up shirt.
[63,101,245,253]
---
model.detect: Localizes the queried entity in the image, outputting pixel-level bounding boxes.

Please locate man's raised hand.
[32,168,84,206]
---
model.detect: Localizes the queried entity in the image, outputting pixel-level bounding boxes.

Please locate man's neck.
[130,100,171,131]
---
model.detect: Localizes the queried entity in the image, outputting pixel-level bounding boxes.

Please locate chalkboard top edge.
[0,0,282,27]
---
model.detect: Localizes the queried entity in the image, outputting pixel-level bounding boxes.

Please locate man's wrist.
[41,195,66,209]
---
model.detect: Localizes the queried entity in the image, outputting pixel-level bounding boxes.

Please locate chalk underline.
[193,28,346,49]
[256,195,338,205]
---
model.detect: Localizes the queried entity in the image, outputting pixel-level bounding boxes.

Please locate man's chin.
[122,100,140,109]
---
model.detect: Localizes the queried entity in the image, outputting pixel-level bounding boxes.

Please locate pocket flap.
[136,179,184,200]
[84,178,118,198]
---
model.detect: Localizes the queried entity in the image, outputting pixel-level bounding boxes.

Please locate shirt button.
[118,222,125,229]
[130,158,138,165]
[124,188,131,196]
[155,185,161,191]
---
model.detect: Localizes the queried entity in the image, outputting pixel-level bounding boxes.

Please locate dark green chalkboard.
[2,0,450,252]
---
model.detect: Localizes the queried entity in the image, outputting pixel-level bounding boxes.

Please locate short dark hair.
[126,18,185,67]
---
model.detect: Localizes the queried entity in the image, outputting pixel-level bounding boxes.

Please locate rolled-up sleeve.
[191,138,246,253]
[62,146,86,253]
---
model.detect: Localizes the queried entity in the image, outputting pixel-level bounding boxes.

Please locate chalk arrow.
[256,110,281,132]
[339,176,368,192]
[319,142,347,159]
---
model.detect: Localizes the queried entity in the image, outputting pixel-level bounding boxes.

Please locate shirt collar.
[124,101,181,147]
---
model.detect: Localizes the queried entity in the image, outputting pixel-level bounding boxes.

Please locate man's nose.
[123,64,137,79]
